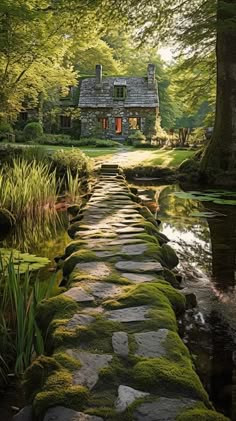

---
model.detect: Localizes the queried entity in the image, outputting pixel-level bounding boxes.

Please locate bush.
[77,137,120,148]
[23,122,43,141]
[128,130,146,142]
[38,134,77,146]
[14,130,25,143]
[50,148,92,179]
[0,122,14,141]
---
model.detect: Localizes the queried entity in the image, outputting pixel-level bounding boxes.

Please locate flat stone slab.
[109,239,144,246]
[116,385,150,413]
[66,350,112,389]
[66,314,95,329]
[133,398,198,421]
[63,287,95,303]
[122,273,157,284]
[74,262,111,278]
[134,330,169,357]
[121,244,148,255]
[116,227,145,234]
[88,282,122,299]
[106,306,151,323]
[44,407,103,421]
[115,261,163,273]
[112,332,129,357]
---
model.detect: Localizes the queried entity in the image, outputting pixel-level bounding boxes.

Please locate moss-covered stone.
[24,356,61,402]
[67,204,82,217]
[63,249,98,277]
[163,268,180,288]
[65,240,88,258]
[34,384,89,419]
[133,357,209,403]
[176,403,229,421]
[36,295,79,334]
[134,232,159,244]
[160,244,179,269]
[103,282,185,315]
[54,351,82,370]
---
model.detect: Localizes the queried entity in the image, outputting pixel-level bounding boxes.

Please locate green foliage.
[50,149,92,179]
[0,249,49,273]
[0,122,13,138]
[0,256,58,377]
[0,159,58,221]
[38,134,76,146]
[176,404,229,421]
[128,130,146,144]
[23,122,44,141]
[77,138,121,147]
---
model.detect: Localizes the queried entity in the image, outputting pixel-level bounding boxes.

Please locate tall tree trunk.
[201,0,236,172]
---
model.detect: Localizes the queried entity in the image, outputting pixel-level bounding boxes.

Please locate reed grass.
[0,253,58,378]
[66,168,81,203]
[0,159,58,221]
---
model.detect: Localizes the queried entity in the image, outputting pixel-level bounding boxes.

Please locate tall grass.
[0,254,58,378]
[66,168,81,203]
[0,159,58,221]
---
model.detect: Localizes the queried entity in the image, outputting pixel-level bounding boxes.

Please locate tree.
[111,0,236,173]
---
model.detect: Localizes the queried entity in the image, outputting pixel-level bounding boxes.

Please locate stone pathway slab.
[106,306,151,322]
[133,398,198,421]
[112,332,129,357]
[63,287,95,303]
[116,385,149,413]
[66,314,95,329]
[134,330,169,357]
[88,282,122,299]
[66,350,112,389]
[122,272,157,283]
[74,262,111,278]
[121,244,148,255]
[115,261,163,273]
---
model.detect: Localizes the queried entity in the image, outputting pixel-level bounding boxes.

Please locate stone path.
[20,164,229,421]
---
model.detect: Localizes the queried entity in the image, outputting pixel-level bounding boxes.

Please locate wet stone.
[74,262,111,278]
[134,330,169,357]
[66,350,112,389]
[63,287,95,303]
[116,227,145,234]
[106,306,151,323]
[133,398,199,421]
[122,272,157,284]
[88,282,122,299]
[108,238,144,246]
[43,406,104,421]
[116,385,150,413]
[66,314,95,329]
[112,332,129,356]
[115,261,163,273]
[121,244,148,255]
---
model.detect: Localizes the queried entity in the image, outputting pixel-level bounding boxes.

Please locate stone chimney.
[147,63,156,88]
[96,64,102,89]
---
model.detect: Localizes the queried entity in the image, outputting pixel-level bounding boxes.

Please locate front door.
[115,117,122,135]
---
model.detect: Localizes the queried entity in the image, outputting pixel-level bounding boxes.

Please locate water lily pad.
[190,211,226,218]
[0,248,50,273]
[171,190,236,206]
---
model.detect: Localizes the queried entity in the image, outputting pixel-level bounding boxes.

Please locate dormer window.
[114,85,126,100]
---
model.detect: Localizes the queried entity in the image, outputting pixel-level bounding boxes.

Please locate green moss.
[146,308,177,332]
[24,356,61,402]
[160,244,179,269]
[65,240,87,257]
[36,295,78,334]
[68,221,82,238]
[103,283,177,313]
[163,268,180,288]
[63,249,98,277]
[164,330,191,366]
[34,384,89,418]
[152,281,186,314]
[133,357,209,403]
[78,317,124,352]
[54,351,82,370]
[176,404,229,421]
[134,232,159,244]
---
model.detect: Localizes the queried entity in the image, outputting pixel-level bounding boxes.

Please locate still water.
[134,182,236,420]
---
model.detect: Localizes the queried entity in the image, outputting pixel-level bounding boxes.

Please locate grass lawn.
[142,149,196,167]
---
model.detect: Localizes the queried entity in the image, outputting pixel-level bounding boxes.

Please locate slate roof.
[78,76,159,108]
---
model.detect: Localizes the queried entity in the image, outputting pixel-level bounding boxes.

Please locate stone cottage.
[79,64,159,140]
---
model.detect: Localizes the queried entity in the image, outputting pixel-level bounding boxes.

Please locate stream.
[133,181,236,420]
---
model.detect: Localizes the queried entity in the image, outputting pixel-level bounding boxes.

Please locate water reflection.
[133,182,236,419]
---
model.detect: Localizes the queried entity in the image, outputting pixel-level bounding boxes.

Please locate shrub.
[0,122,13,140]
[23,122,43,141]
[76,137,120,147]
[14,130,25,143]
[38,134,76,146]
[127,130,146,143]
[50,148,92,179]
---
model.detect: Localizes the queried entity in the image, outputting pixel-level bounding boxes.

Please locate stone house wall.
[80,106,159,139]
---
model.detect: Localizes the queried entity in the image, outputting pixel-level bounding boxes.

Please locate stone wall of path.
[20,165,229,421]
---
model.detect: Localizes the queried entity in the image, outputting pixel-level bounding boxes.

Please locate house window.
[20,111,28,122]
[98,118,109,130]
[114,86,126,100]
[129,117,141,130]
[60,115,71,129]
